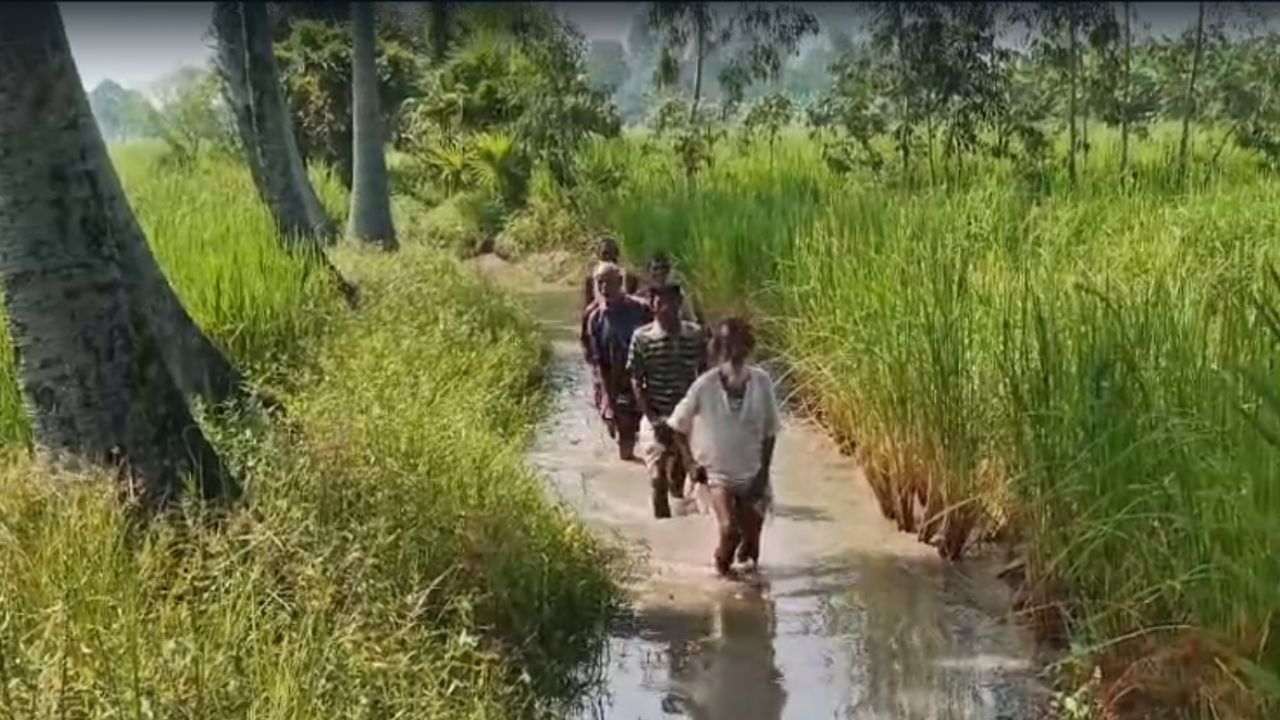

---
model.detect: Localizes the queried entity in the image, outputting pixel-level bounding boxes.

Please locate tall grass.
[595,127,1280,715]
[113,144,347,381]
[0,146,619,718]
[0,144,349,447]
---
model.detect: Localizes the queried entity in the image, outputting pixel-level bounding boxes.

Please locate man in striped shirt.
[629,283,707,518]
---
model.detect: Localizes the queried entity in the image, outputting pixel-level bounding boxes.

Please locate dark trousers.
[710,476,767,574]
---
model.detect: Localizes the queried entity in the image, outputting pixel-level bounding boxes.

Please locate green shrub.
[418,191,505,256]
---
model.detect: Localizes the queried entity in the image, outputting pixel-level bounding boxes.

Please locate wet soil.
[476,256,1052,720]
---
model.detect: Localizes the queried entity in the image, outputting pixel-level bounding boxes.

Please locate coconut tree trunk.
[213,1,271,204]
[691,37,704,116]
[0,2,235,506]
[52,3,256,412]
[429,1,450,66]
[214,1,360,308]
[347,2,398,249]
[1178,0,1206,185]
[1067,7,1079,187]
[1120,0,1132,182]
[689,10,706,125]
[240,1,334,243]
[85,2,257,411]
[895,5,911,183]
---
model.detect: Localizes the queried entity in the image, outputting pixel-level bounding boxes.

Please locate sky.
[62,2,1274,95]
[63,2,216,94]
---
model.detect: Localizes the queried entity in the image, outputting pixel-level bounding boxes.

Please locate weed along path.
[474,255,1050,720]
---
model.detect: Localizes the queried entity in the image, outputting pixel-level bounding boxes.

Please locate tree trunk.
[1121,0,1132,182]
[1178,0,1206,185]
[895,5,912,183]
[214,2,359,308]
[347,2,398,249]
[1081,94,1090,162]
[213,1,272,207]
[241,1,334,243]
[0,2,235,506]
[1067,7,1079,187]
[926,114,937,186]
[429,1,450,66]
[689,20,705,125]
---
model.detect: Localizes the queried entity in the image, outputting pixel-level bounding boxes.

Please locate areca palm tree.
[347,0,398,249]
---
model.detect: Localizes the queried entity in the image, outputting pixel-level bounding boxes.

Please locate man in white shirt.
[668,317,780,577]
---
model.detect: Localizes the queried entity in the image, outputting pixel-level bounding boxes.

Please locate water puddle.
[480,259,1050,720]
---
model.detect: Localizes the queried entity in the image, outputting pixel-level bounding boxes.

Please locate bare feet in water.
[716,565,741,581]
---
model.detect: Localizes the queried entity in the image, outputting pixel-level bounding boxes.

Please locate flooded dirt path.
[479,257,1050,719]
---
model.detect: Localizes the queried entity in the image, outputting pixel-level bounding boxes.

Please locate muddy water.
[486,261,1049,720]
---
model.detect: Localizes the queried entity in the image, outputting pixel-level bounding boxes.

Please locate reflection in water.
[580,589,787,720]
[669,592,786,720]
[572,554,1041,720]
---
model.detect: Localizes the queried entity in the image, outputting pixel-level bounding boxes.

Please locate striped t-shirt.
[627,320,707,419]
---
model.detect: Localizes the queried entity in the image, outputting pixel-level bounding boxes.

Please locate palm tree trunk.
[240,1,334,243]
[926,114,937,186]
[347,1,398,249]
[1081,89,1090,162]
[213,2,272,206]
[689,21,705,124]
[215,2,359,307]
[895,5,911,182]
[0,2,235,506]
[429,1,450,66]
[1178,0,1206,185]
[1120,0,1132,182]
[1067,7,1078,187]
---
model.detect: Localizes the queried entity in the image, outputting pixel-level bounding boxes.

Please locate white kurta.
[667,366,781,489]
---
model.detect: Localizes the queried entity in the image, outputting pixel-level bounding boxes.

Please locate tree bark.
[347,2,398,249]
[241,1,334,244]
[429,1,450,66]
[1067,6,1079,187]
[895,4,911,182]
[1178,0,1207,185]
[213,2,272,208]
[926,114,937,186]
[1081,92,1090,162]
[214,2,359,308]
[0,2,236,506]
[689,18,705,125]
[1120,0,1132,182]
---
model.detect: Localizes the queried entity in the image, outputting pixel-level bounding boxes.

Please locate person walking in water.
[580,235,639,397]
[668,318,780,576]
[584,262,652,460]
[641,251,702,324]
[628,283,707,518]
[582,234,637,310]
